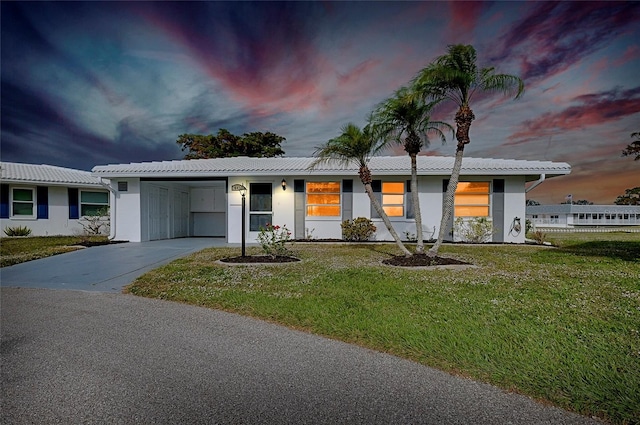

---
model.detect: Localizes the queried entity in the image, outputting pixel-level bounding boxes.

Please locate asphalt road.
[1,287,602,424]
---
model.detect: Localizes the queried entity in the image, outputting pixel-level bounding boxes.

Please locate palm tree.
[413,44,524,257]
[371,86,452,254]
[311,122,412,257]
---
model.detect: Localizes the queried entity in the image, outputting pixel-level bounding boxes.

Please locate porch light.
[281,179,287,191]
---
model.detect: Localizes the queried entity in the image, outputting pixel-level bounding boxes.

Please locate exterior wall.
[1,184,108,237]
[103,173,530,244]
[228,177,295,244]
[501,177,527,243]
[111,179,142,242]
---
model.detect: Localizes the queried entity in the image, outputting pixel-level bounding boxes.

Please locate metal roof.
[1,162,103,187]
[92,156,571,180]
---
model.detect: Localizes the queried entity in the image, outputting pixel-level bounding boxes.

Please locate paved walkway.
[0,238,229,292]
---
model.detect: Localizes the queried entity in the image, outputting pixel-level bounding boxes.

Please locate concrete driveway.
[1,287,601,424]
[0,238,229,292]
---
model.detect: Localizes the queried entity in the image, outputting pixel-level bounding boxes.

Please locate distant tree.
[622,131,640,161]
[177,129,285,159]
[526,199,540,206]
[614,187,640,205]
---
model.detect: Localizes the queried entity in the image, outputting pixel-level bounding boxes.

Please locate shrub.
[530,230,547,245]
[454,217,494,243]
[78,206,110,236]
[341,217,376,241]
[256,223,292,257]
[3,225,32,237]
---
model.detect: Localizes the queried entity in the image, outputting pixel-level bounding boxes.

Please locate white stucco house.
[526,204,640,229]
[1,162,110,236]
[91,155,570,244]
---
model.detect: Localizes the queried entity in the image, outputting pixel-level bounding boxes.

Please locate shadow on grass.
[557,241,640,262]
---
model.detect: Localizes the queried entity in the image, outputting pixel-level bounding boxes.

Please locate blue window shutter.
[0,184,9,218]
[370,180,382,218]
[37,187,49,219]
[68,188,79,219]
[406,180,414,219]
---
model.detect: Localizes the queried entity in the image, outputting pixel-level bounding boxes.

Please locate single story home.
[526,204,640,229]
[91,155,570,244]
[1,162,110,237]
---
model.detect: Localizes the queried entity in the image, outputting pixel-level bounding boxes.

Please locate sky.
[2,1,639,205]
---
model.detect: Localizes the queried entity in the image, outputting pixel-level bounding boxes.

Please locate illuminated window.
[454,182,490,217]
[11,187,35,217]
[382,182,404,217]
[306,182,340,216]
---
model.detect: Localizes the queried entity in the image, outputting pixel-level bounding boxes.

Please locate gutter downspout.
[525,174,546,193]
[98,177,117,240]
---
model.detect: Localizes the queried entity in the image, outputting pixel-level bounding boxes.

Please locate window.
[250,183,272,231]
[306,182,340,216]
[11,187,35,217]
[382,182,404,217]
[80,191,109,216]
[454,182,490,217]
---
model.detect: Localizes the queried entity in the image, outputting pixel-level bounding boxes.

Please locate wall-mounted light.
[281,179,287,191]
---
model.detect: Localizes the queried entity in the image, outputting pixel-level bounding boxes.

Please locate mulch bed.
[220,255,300,264]
[382,254,470,267]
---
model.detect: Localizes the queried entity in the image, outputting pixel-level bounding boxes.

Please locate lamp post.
[231,184,247,257]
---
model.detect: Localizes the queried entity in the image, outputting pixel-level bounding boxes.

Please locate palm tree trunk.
[364,183,412,257]
[410,153,424,253]
[428,146,464,257]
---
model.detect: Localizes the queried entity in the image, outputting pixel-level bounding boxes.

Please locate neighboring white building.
[1,162,110,236]
[92,155,570,244]
[526,204,640,229]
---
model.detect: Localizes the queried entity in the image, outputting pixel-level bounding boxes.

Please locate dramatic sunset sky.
[2,1,639,204]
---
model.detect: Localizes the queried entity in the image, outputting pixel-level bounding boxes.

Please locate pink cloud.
[613,45,640,66]
[490,2,640,83]
[510,86,640,142]
[447,1,487,42]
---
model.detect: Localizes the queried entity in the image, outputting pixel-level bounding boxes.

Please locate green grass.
[126,233,637,424]
[0,235,108,267]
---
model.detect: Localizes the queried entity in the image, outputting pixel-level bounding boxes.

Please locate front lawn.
[0,235,109,267]
[127,233,640,424]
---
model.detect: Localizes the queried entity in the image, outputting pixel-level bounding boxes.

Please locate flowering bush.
[256,223,292,257]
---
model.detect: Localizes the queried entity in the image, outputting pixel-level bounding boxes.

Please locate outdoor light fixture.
[231,184,247,256]
[281,179,287,191]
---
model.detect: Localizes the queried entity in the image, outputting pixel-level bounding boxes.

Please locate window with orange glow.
[382,182,404,217]
[306,182,340,216]
[454,182,490,217]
